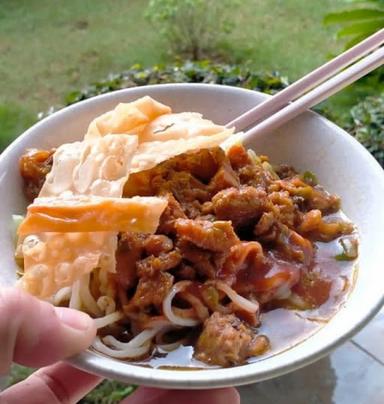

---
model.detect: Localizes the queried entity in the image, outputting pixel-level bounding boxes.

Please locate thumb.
[0,288,96,374]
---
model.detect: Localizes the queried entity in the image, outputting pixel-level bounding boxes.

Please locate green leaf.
[324,8,384,25]
[344,32,373,48]
[336,19,384,37]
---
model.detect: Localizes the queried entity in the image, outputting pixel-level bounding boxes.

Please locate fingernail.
[55,307,93,331]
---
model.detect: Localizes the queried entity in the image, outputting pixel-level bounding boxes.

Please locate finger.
[0,362,102,404]
[0,288,96,374]
[122,386,241,404]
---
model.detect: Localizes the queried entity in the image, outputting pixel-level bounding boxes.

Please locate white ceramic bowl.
[1,84,384,389]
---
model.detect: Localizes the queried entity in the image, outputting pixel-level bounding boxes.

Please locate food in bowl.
[14,96,358,368]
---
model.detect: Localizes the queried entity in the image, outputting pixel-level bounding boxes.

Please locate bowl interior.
[1,83,384,388]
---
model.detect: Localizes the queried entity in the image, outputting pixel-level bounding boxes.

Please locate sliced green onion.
[335,237,358,261]
[301,170,318,186]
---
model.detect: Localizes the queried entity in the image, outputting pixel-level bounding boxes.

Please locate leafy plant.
[37,60,384,167]
[44,60,289,115]
[348,92,384,166]
[324,0,384,48]
[79,381,136,404]
[145,0,239,59]
[7,365,136,404]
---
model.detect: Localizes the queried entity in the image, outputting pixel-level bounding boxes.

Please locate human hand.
[0,287,101,403]
[0,288,240,403]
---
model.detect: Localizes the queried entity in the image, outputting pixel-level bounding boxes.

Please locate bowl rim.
[2,82,384,389]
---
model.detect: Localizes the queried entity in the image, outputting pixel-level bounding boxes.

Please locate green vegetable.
[335,237,359,261]
[202,286,220,309]
[301,171,318,186]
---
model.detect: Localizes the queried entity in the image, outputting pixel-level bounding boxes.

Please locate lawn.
[1,0,374,149]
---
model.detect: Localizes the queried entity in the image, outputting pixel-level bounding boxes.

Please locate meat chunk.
[212,186,268,228]
[177,239,225,279]
[307,186,341,214]
[175,219,239,252]
[144,235,173,256]
[298,209,353,242]
[195,312,269,366]
[227,144,252,170]
[226,145,276,189]
[269,177,340,214]
[124,147,226,198]
[153,171,210,204]
[19,149,54,201]
[267,190,299,228]
[166,147,227,183]
[237,165,274,189]
[136,250,182,278]
[125,272,174,311]
[275,164,297,179]
[208,162,240,195]
[157,194,187,234]
[116,233,146,290]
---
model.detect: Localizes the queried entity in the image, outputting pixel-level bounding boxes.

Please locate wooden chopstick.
[239,46,384,145]
[226,29,384,132]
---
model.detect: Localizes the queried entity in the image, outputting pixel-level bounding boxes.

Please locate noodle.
[94,311,123,329]
[52,286,72,306]
[98,265,115,298]
[104,327,159,348]
[69,279,81,310]
[180,292,209,321]
[213,281,259,314]
[79,273,102,317]
[92,326,163,359]
[93,336,151,359]
[163,281,200,327]
[97,295,116,315]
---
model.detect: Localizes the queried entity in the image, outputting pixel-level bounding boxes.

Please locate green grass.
[0,0,164,112]
[0,0,364,149]
[7,364,135,403]
[0,103,35,150]
[226,0,344,78]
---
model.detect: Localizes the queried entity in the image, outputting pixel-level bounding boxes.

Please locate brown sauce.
[130,214,358,369]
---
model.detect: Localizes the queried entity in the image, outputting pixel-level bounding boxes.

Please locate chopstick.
[226,29,384,135]
[239,45,384,144]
